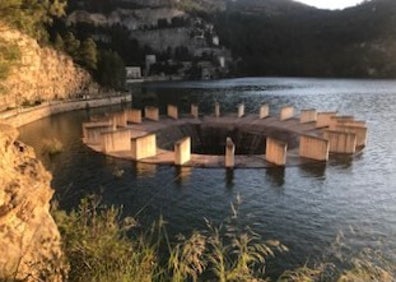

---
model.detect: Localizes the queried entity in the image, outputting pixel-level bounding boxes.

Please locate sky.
[295,0,366,10]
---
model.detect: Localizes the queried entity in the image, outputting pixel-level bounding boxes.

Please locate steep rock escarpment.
[0,22,92,110]
[0,124,66,281]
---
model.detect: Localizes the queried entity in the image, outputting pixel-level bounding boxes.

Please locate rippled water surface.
[19,77,396,275]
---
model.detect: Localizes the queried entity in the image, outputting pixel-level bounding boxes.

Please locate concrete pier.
[127,109,142,124]
[101,129,131,153]
[316,112,337,128]
[329,116,354,129]
[260,104,269,119]
[175,137,191,165]
[215,102,220,118]
[265,137,288,166]
[82,121,112,138]
[280,106,294,121]
[333,125,368,147]
[167,104,178,120]
[299,135,329,161]
[191,104,199,118]
[83,122,113,144]
[113,111,127,127]
[225,137,235,168]
[323,130,357,154]
[131,133,157,160]
[145,106,159,121]
[300,109,317,123]
[238,104,245,118]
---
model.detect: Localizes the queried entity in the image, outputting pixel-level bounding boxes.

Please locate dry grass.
[51,196,395,282]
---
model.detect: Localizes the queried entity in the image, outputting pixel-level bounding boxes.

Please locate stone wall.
[0,23,92,111]
[0,124,66,281]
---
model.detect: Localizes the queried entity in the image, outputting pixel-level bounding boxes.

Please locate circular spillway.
[82,107,356,168]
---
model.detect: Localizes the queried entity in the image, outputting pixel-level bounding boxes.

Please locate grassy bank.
[52,196,395,282]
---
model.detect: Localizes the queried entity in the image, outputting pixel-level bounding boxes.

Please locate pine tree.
[54,33,64,51]
[79,37,97,71]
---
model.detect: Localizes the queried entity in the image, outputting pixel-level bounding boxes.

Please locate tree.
[95,50,125,90]
[79,37,97,71]
[63,32,80,58]
[0,0,67,42]
[54,33,64,51]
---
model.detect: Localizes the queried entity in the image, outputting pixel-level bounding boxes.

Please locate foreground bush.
[53,196,395,282]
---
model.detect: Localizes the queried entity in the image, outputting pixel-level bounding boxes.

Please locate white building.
[126,66,142,79]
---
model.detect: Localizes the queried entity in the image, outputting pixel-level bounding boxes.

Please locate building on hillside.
[126,66,142,79]
[145,55,157,76]
[125,66,143,83]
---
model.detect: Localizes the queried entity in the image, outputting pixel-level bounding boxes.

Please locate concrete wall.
[82,121,111,138]
[265,137,288,166]
[260,104,269,119]
[225,137,235,168]
[191,104,198,118]
[300,109,317,123]
[113,111,127,127]
[127,109,142,124]
[323,130,357,154]
[131,134,157,160]
[316,112,337,128]
[333,119,366,128]
[329,116,354,129]
[83,121,112,144]
[174,137,191,165]
[101,129,131,153]
[2,95,131,128]
[334,125,368,147]
[299,135,329,161]
[280,106,294,121]
[238,104,245,118]
[145,106,159,121]
[167,104,178,120]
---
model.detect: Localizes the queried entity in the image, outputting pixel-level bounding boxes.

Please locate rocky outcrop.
[0,123,66,281]
[0,22,92,111]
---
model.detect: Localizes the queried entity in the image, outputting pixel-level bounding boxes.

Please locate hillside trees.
[0,0,67,42]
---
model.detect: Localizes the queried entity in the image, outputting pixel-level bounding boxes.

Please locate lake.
[19,77,396,276]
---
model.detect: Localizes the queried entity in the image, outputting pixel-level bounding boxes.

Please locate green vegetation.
[52,196,395,281]
[214,0,396,77]
[0,37,20,92]
[0,0,67,42]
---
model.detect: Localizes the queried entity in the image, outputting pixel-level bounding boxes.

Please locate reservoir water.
[19,77,396,275]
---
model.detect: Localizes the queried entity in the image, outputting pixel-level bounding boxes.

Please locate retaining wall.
[1,95,131,128]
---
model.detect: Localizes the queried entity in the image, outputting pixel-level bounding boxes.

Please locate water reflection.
[225,169,235,189]
[328,154,354,169]
[132,162,157,178]
[299,163,327,179]
[174,166,192,185]
[265,167,285,186]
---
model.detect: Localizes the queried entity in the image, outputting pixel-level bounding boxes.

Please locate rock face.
[0,22,91,110]
[0,123,66,281]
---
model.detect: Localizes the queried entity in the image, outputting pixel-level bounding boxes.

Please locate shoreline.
[0,94,132,128]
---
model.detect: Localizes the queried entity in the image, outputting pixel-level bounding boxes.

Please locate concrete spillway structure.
[83,102,367,169]
[175,137,191,165]
[127,109,142,124]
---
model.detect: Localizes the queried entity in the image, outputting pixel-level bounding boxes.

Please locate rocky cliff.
[0,22,92,111]
[0,124,66,281]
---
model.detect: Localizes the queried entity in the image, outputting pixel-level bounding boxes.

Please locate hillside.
[61,0,232,79]
[0,22,92,111]
[214,0,396,77]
